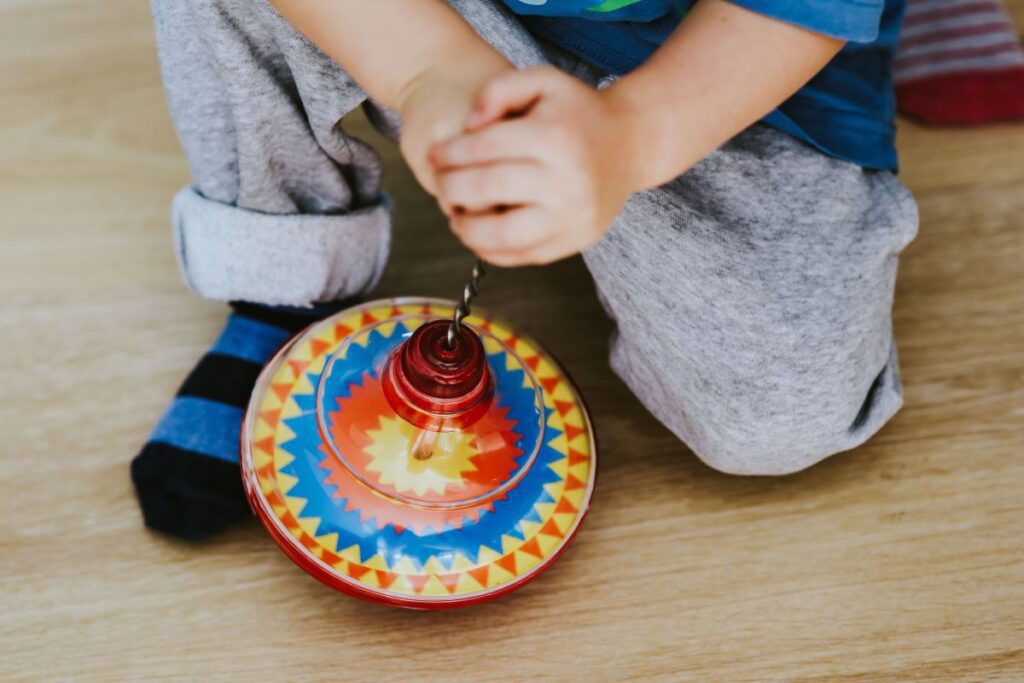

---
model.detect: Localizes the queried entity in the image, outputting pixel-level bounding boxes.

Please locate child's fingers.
[468,232,570,267]
[476,239,568,267]
[436,161,543,214]
[449,205,549,255]
[429,119,537,169]
[465,66,560,131]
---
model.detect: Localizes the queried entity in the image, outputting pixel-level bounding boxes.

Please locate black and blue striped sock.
[131,301,343,540]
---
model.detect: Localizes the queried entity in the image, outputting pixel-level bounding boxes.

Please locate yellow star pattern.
[363,417,479,497]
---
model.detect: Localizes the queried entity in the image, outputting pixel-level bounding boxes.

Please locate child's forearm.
[269,0,510,111]
[607,0,844,190]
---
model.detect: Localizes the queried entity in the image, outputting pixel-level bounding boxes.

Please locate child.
[133,0,918,539]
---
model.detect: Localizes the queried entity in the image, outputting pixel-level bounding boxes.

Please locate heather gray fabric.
[584,126,918,475]
[151,0,548,304]
[152,0,919,475]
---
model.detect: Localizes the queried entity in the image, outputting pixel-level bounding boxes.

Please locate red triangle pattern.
[254,436,275,455]
[524,355,540,371]
[361,312,376,326]
[333,323,353,340]
[260,408,281,429]
[554,400,574,417]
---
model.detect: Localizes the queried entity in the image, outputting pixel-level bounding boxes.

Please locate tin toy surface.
[241,298,596,608]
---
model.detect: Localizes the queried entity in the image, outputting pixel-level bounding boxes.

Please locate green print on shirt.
[586,0,646,12]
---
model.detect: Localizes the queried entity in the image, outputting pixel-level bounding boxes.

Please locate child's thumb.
[465,67,555,131]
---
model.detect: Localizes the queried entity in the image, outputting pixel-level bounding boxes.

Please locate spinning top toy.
[241,263,596,608]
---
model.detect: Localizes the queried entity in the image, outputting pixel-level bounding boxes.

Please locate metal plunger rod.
[446,260,487,349]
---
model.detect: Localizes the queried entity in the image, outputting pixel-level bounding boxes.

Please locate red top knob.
[382,320,493,430]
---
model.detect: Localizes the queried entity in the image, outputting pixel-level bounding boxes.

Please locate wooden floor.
[2,1,1022,680]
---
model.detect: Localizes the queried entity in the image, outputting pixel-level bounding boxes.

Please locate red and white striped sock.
[895,0,1024,124]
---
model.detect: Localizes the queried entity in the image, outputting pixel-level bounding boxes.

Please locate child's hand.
[397,66,508,198]
[426,67,643,266]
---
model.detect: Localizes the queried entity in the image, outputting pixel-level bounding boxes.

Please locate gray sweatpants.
[152,0,919,476]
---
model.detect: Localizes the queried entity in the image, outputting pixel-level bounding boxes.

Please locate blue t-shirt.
[501,0,904,170]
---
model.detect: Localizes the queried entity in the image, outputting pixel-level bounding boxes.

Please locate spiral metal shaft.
[446,260,487,349]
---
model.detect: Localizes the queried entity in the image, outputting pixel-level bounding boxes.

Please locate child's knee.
[686,419,845,476]
[609,337,904,477]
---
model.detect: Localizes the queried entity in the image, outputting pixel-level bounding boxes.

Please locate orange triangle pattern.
[539,518,564,539]
[376,570,399,589]
[563,423,584,442]
[495,554,517,575]
[555,497,578,514]
[406,574,430,593]
[347,563,371,580]
[568,449,588,467]
[287,359,309,378]
[564,473,585,491]
[468,566,489,588]
[540,377,560,394]
[519,538,543,559]
[271,383,292,403]
[438,573,461,594]
[309,339,330,357]
[554,400,574,417]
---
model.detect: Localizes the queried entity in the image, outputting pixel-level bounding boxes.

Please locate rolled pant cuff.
[171,187,390,306]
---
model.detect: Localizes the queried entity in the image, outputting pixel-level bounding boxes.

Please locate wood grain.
[1,1,1021,680]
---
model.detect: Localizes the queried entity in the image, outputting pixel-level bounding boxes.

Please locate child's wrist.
[603,78,700,191]
[397,56,511,119]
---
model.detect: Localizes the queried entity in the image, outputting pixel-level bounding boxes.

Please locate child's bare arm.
[429,0,844,265]
[604,0,844,190]
[270,0,512,193]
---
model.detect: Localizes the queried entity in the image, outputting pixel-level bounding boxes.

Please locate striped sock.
[131,302,344,540]
[895,0,1024,124]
